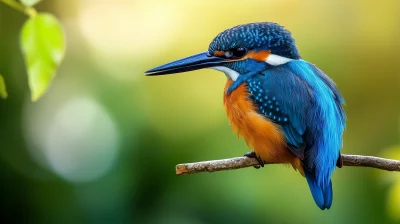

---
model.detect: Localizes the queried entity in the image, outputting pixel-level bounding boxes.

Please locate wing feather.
[246,68,312,159]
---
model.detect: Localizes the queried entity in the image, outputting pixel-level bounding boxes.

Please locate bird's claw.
[243,151,256,157]
[244,151,264,168]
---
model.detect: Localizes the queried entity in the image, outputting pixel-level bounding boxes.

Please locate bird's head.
[146,22,300,81]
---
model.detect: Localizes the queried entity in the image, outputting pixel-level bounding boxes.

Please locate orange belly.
[223,79,303,173]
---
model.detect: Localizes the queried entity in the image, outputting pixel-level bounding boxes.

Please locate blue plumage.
[246,67,309,159]
[228,60,346,209]
[209,22,301,59]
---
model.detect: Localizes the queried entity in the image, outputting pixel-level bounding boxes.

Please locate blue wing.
[246,67,311,159]
[311,64,346,123]
[246,60,346,209]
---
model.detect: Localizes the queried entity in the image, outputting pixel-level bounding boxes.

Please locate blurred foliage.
[378,145,400,221]
[2,0,64,101]
[0,0,399,224]
[0,74,7,98]
[388,182,400,221]
[20,0,42,7]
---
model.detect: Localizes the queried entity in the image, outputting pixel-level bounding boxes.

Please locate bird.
[145,22,346,210]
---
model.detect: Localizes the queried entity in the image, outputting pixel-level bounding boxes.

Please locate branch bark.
[176,154,400,175]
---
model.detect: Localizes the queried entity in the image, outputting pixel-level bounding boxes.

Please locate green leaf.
[20,13,65,101]
[20,0,42,7]
[0,75,8,99]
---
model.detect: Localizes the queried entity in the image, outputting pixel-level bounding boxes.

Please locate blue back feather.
[242,60,346,209]
[246,67,309,158]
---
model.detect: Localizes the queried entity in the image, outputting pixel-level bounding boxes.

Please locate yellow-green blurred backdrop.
[1,0,399,223]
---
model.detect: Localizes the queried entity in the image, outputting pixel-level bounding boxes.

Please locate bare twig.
[176,154,400,175]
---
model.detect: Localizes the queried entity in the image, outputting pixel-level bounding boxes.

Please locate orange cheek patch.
[245,50,271,62]
[214,51,225,57]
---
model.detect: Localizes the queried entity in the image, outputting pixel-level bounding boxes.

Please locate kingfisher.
[146,22,346,210]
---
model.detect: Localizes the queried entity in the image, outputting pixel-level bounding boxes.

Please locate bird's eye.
[224,51,233,58]
[223,47,247,59]
[233,47,247,58]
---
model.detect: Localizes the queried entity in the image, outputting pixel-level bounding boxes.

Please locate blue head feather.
[208,22,301,59]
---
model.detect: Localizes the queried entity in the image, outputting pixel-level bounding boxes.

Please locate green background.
[1,0,399,223]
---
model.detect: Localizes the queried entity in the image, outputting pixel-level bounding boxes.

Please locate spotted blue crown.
[208,22,301,59]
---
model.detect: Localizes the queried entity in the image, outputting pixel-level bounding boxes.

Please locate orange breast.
[223,79,303,172]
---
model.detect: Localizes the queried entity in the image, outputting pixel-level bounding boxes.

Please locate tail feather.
[324,179,333,209]
[305,170,333,210]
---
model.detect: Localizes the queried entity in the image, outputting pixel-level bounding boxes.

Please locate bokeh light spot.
[24,95,120,183]
[44,98,119,182]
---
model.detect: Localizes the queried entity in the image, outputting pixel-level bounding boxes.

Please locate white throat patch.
[212,66,240,81]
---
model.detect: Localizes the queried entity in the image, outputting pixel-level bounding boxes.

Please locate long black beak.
[145,51,228,76]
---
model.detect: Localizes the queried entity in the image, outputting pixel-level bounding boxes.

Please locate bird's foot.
[244,151,264,169]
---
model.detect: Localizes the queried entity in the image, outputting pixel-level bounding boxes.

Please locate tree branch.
[176,154,400,175]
